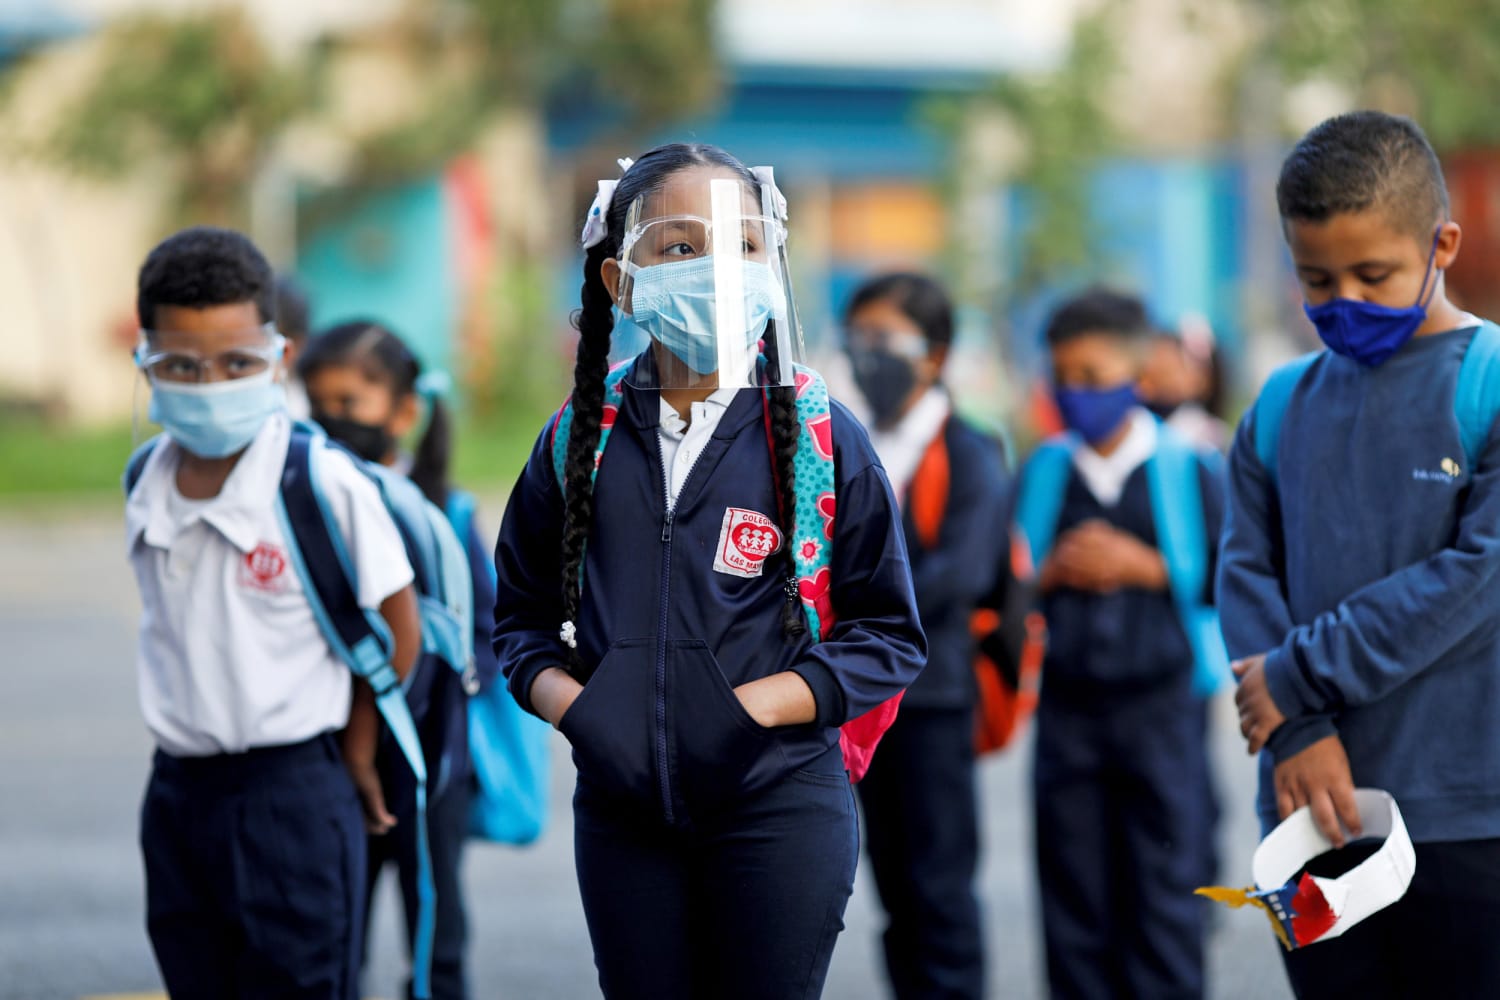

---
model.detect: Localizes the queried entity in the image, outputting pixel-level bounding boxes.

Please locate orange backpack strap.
[907,420,951,551]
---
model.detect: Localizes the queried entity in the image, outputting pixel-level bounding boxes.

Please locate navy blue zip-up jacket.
[1036,449,1222,700]
[1218,326,1500,840]
[901,417,1011,709]
[492,367,926,826]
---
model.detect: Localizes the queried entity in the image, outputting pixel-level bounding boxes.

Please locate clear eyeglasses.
[134,325,286,384]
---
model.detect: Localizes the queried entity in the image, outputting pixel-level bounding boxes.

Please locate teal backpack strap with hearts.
[549,362,631,594]
[783,366,838,639]
[781,365,905,781]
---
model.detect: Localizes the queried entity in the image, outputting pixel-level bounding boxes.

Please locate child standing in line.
[843,272,1010,1000]
[1018,288,1222,1000]
[492,143,926,1000]
[1220,110,1500,998]
[125,227,421,997]
[299,321,499,1000]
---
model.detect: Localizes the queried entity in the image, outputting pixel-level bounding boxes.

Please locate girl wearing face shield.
[490,143,926,999]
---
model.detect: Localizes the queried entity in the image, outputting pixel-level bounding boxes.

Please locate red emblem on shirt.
[239,542,288,593]
[713,507,782,579]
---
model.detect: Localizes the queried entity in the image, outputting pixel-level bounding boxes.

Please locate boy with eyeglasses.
[124,226,420,998]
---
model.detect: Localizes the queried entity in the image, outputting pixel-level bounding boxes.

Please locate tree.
[41,8,311,228]
[1266,0,1500,150]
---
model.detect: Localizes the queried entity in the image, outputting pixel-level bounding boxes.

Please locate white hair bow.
[580,157,636,250]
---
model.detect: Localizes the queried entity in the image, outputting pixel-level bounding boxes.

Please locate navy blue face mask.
[1055,382,1138,445]
[1304,228,1442,367]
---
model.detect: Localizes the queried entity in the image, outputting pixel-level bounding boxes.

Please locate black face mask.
[314,413,395,463]
[848,347,919,428]
[1144,398,1182,420]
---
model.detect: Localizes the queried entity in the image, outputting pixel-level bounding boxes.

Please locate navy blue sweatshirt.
[1034,452,1222,701]
[1218,325,1500,840]
[901,417,1011,709]
[492,367,926,826]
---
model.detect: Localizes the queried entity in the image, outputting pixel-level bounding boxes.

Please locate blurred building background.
[1,0,1498,479]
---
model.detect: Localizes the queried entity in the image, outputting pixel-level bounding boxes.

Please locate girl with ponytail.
[492,143,925,1000]
[299,322,497,1000]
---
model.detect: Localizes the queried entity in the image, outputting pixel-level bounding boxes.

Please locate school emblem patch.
[238,541,289,593]
[713,507,782,579]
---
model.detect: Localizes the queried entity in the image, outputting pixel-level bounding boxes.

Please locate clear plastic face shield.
[610,169,805,390]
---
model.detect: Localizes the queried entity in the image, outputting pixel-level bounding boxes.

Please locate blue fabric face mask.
[1304,229,1442,367]
[623,255,781,375]
[148,368,286,458]
[1055,382,1138,445]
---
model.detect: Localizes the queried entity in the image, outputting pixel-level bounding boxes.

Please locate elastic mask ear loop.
[1414,225,1444,312]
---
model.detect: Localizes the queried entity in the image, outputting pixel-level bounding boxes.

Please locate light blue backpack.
[444,491,551,846]
[1252,320,1500,485]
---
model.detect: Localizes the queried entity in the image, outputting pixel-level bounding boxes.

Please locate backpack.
[905,418,1046,754]
[1253,320,1500,486]
[1013,421,1230,698]
[445,491,552,846]
[549,363,903,782]
[125,421,471,1000]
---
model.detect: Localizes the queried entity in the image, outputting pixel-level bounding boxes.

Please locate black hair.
[275,275,311,344]
[561,142,805,657]
[296,320,452,506]
[137,225,275,330]
[1277,111,1449,241]
[844,271,954,351]
[1044,286,1150,346]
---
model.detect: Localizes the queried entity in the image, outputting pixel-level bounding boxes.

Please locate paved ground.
[0,506,1290,999]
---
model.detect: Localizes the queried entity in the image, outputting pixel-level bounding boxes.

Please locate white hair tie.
[579,157,639,250]
[752,165,789,221]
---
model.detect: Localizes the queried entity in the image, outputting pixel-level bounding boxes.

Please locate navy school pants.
[1033,680,1210,1000]
[140,732,366,1000]
[1279,837,1500,999]
[572,744,859,1000]
[362,770,473,1000]
[857,705,985,1000]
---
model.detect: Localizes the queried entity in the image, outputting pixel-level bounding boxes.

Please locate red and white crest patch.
[238,542,289,593]
[713,507,783,579]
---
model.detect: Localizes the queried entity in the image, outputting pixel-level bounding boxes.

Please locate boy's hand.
[347,758,397,835]
[1274,735,1363,847]
[1233,654,1287,754]
[1047,519,1167,593]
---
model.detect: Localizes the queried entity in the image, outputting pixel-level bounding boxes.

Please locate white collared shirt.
[125,412,414,757]
[868,387,952,507]
[658,388,740,505]
[1071,408,1159,507]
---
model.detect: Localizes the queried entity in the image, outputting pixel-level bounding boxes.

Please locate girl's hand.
[343,683,396,834]
[734,673,817,729]
[1233,654,1288,754]
[531,666,585,729]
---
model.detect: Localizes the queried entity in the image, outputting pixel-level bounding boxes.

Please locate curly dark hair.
[137,226,275,330]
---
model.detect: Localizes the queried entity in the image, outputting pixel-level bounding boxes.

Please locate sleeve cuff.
[791,660,847,728]
[1264,644,1318,717]
[507,658,550,719]
[1265,712,1337,762]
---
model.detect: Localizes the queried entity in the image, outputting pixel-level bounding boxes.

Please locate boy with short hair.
[1020,287,1222,999]
[125,226,420,997]
[1220,110,1500,997]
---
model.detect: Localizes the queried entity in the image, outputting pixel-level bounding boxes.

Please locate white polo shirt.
[126,412,414,757]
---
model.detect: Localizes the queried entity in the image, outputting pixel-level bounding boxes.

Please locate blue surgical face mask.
[1304,229,1442,367]
[1055,382,1138,445]
[623,255,781,375]
[148,368,286,458]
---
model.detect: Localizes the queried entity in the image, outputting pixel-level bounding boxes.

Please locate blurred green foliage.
[1268,0,1500,149]
[43,9,311,228]
[962,3,1120,295]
